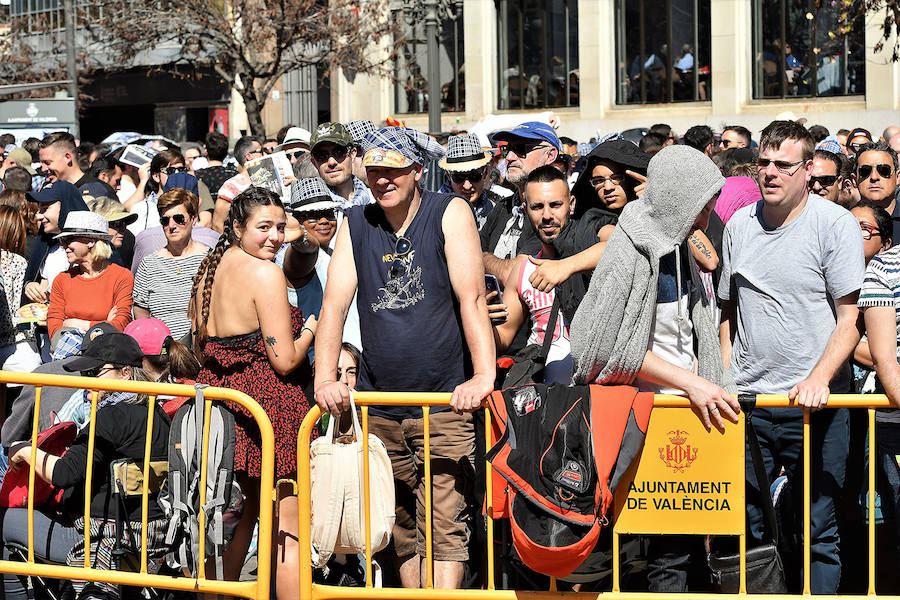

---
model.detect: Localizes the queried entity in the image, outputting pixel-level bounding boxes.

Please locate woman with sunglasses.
[121,148,187,235]
[3,331,170,600]
[133,188,209,341]
[46,211,133,342]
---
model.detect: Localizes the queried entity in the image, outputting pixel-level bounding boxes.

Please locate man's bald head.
[883,126,900,143]
[890,132,900,154]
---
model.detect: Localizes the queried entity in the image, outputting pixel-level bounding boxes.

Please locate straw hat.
[53,211,113,241]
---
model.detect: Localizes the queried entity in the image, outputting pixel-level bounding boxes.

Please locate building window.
[752,0,865,99]
[496,0,579,110]
[393,10,465,114]
[615,0,711,105]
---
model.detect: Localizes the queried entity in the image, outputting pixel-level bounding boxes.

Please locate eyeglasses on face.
[757,158,805,175]
[389,236,412,280]
[450,169,485,185]
[302,209,337,223]
[289,149,309,161]
[590,173,626,188]
[159,213,188,227]
[860,223,883,240]
[161,166,187,175]
[81,365,117,378]
[808,175,839,189]
[858,163,894,180]
[109,220,129,230]
[312,146,350,163]
[501,142,549,158]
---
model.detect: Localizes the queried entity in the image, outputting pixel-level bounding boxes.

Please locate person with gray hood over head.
[570,145,740,593]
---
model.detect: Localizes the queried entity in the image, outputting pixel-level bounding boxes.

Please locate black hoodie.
[571,139,650,220]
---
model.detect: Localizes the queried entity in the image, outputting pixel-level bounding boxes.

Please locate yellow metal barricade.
[297,392,899,600]
[0,370,275,600]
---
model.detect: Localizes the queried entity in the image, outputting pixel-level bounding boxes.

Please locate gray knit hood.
[570,144,734,392]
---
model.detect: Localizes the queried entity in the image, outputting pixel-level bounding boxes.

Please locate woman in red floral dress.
[190,187,315,599]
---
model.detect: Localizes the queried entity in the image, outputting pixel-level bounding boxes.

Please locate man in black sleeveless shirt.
[314,127,495,589]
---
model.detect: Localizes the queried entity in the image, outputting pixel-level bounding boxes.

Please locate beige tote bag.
[309,392,395,568]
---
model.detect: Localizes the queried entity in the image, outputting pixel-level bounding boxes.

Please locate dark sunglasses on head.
[159,213,188,227]
[302,209,337,222]
[389,236,412,280]
[809,175,839,189]
[312,146,350,163]
[162,166,187,175]
[450,169,485,185]
[858,163,894,179]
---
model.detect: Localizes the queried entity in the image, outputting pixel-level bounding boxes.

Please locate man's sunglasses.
[160,214,188,227]
[312,146,349,163]
[501,143,549,158]
[302,209,337,222]
[450,169,485,185]
[161,166,187,175]
[289,149,309,161]
[389,236,412,279]
[858,163,894,179]
[757,158,805,175]
[809,175,839,189]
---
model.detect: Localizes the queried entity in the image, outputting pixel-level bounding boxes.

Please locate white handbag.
[309,393,396,568]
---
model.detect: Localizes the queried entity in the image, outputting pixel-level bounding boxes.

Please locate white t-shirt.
[517,257,572,385]
[635,249,696,395]
[41,245,70,290]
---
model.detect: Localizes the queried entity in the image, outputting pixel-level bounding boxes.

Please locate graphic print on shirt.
[371,248,425,312]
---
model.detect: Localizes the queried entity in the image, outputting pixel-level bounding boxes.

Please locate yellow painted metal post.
[612,532,620,593]
[138,395,157,573]
[297,406,320,600]
[362,406,373,588]
[485,407,495,591]
[83,389,99,568]
[739,533,746,593]
[869,407,876,596]
[803,411,811,595]
[423,406,433,589]
[196,397,212,580]
[26,385,42,563]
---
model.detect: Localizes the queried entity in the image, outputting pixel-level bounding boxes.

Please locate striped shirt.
[858,245,900,421]
[133,251,207,340]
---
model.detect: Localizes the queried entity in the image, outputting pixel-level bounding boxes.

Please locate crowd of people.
[0,115,895,597]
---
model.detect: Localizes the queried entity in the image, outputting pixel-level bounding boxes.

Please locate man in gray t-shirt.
[719,121,864,594]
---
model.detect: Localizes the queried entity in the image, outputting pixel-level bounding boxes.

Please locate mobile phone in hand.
[484,274,503,304]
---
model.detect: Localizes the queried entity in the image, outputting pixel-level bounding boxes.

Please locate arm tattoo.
[265,335,279,357]
[689,234,713,260]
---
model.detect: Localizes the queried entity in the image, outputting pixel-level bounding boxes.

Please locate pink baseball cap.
[124,318,172,356]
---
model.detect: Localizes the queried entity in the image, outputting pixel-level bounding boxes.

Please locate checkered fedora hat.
[288,177,341,214]
[439,133,491,171]
[345,120,377,145]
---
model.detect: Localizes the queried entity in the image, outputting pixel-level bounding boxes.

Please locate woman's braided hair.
[189,186,284,356]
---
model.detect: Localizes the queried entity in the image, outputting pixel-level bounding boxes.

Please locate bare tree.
[0,0,396,135]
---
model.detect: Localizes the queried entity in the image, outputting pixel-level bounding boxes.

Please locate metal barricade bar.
[298,391,899,600]
[0,370,275,600]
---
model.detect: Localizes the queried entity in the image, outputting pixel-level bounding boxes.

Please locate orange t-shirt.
[47,263,134,338]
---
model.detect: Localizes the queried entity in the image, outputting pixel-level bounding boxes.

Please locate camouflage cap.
[311,122,353,150]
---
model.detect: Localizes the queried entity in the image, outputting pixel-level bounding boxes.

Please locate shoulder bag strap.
[740,394,779,545]
[539,292,561,363]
